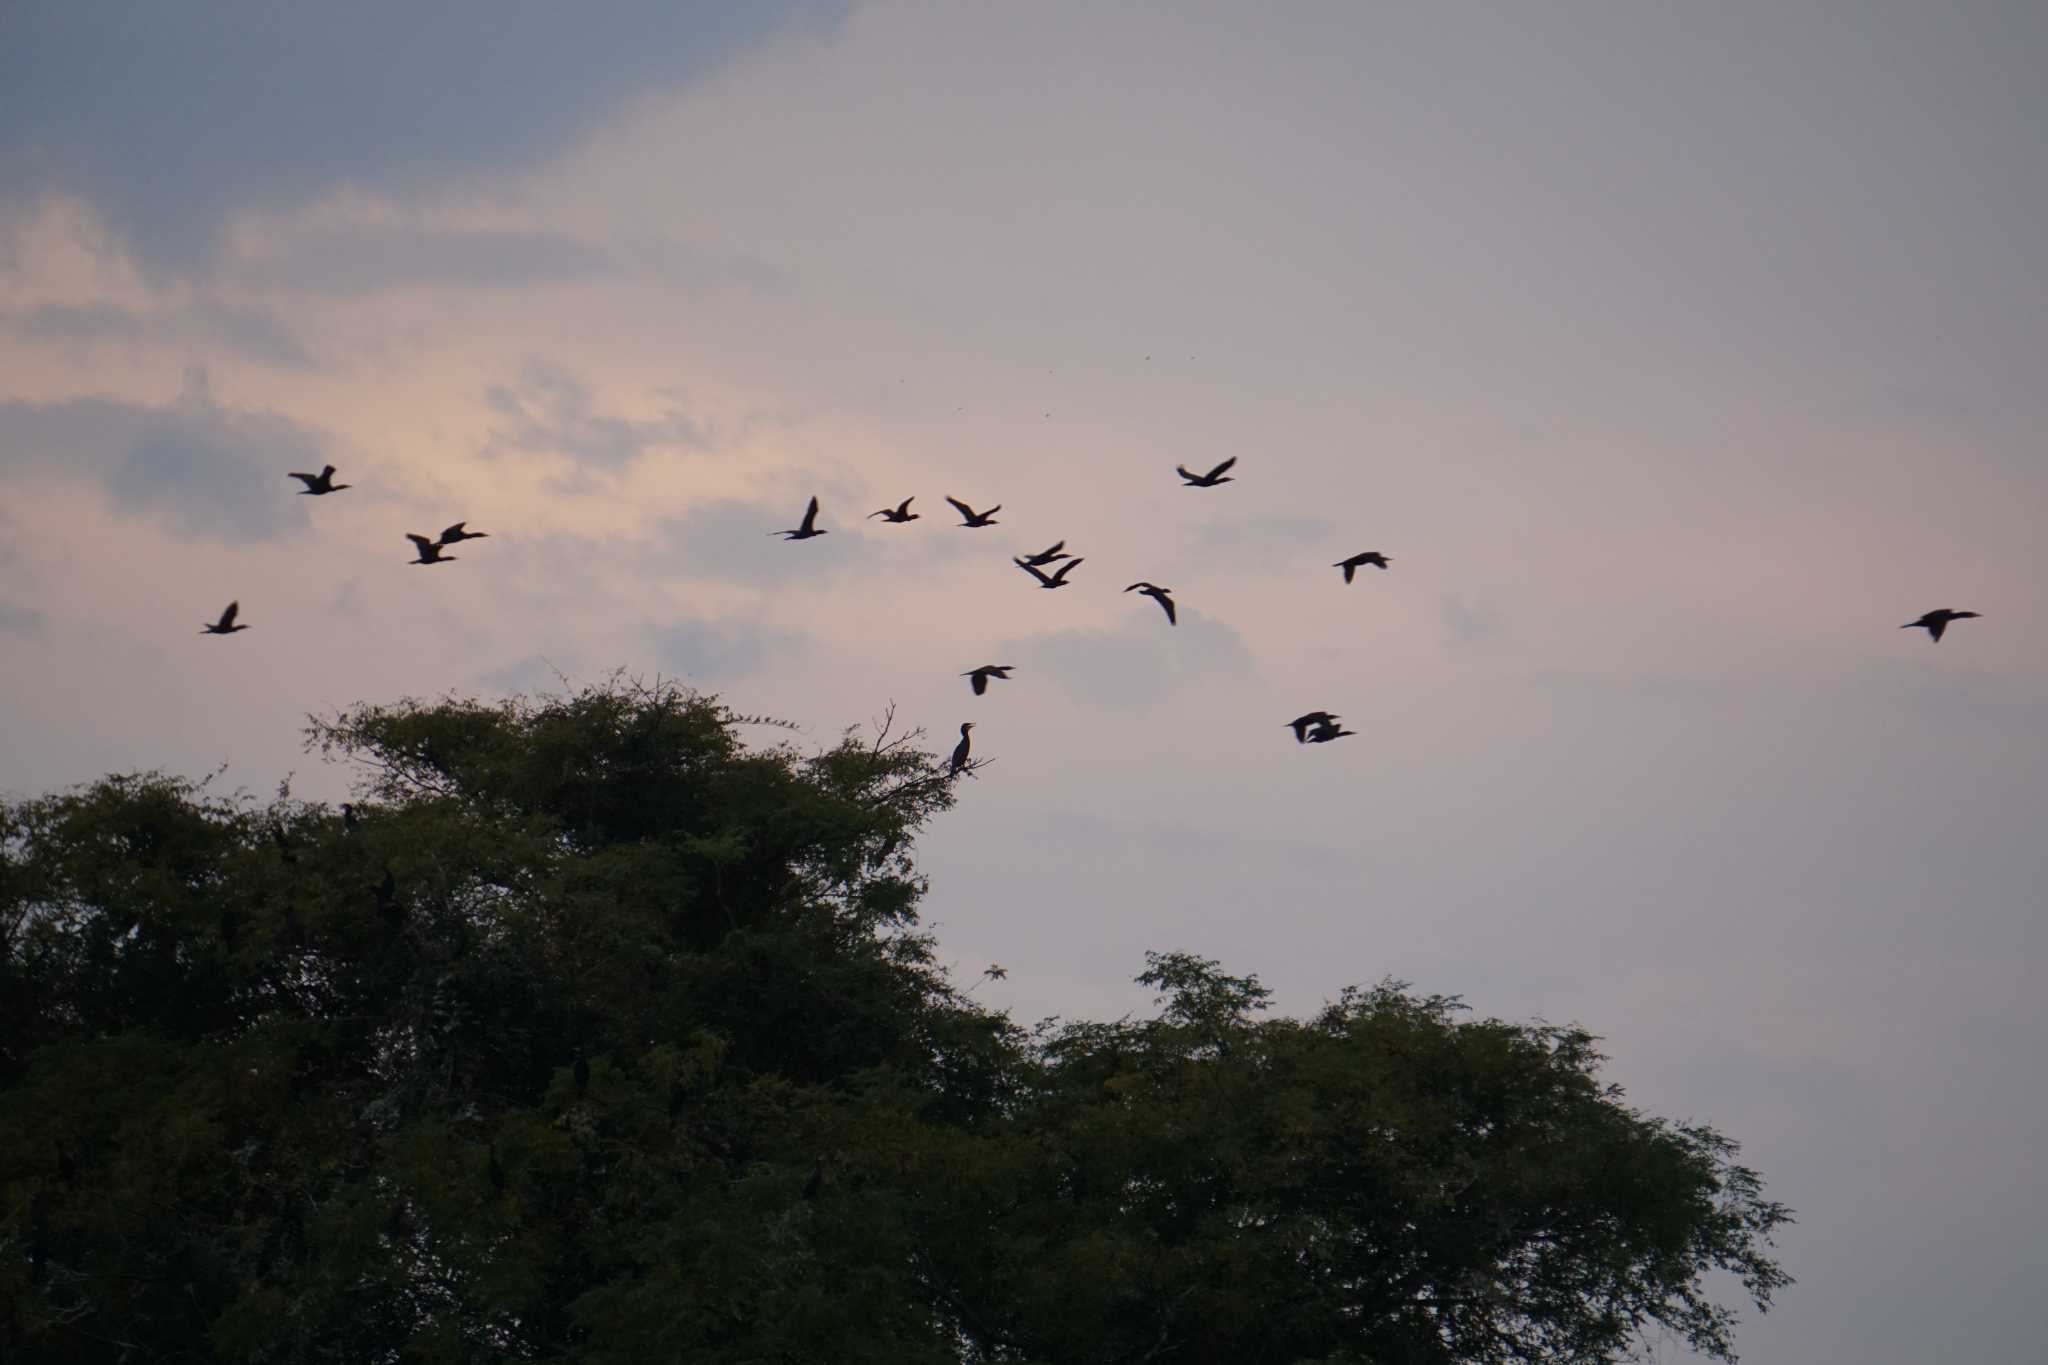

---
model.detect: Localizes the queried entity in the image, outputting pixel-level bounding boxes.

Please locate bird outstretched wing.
[799,496,821,534]
[1015,558,1056,587]
[1205,456,1237,480]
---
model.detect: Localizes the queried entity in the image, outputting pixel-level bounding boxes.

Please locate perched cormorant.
[488,1146,506,1196]
[1019,540,1070,567]
[1175,456,1237,487]
[1015,556,1084,589]
[1334,551,1391,583]
[374,868,400,925]
[341,803,360,833]
[573,1053,589,1097]
[868,497,919,523]
[201,600,250,635]
[288,465,350,495]
[1124,582,1177,625]
[437,522,489,545]
[1306,720,1357,743]
[1287,711,1340,744]
[963,665,1014,696]
[949,723,975,777]
[773,496,827,540]
[1902,609,1981,643]
[802,1157,825,1202]
[944,496,1001,528]
[406,534,455,565]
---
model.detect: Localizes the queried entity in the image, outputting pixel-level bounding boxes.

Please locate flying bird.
[950,722,975,777]
[288,465,350,495]
[406,534,456,565]
[1019,540,1070,567]
[945,496,1001,527]
[1306,720,1357,743]
[771,495,827,540]
[963,665,1014,696]
[1286,712,1340,744]
[1175,457,1237,487]
[437,522,489,545]
[1015,556,1084,589]
[201,601,249,635]
[1124,582,1177,625]
[868,497,920,523]
[1334,551,1391,583]
[1901,608,1981,643]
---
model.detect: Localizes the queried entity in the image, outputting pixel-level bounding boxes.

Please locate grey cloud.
[648,618,806,684]
[1184,515,1346,576]
[5,301,314,367]
[995,609,1259,710]
[470,650,584,697]
[242,226,610,295]
[0,2,849,275]
[0,367,320,541]
[0,602,46,635]
[485,363,713,472]
[649,495,881,588]
[1439,594,1509,651]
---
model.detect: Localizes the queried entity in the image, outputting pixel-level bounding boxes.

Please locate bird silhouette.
[406,534,455,565]
[1175,457,1237,487]
[1124,582,1177,625]
[1286,712,1340,743]
[1016,556,1084,589]
[963,665,1014,696]
[1902,608,1981,643]
[288,465,350,495]
[1019,540,1070,567]
[945,496,1001,527]
[950,722,975,777]
[341,803,361,833]
[201,600,250,635]
[1306,720,1356,743]
[773,496,827,540]
[437,522,489,545]
[868,497,919,523]
[1334,551,1391,583]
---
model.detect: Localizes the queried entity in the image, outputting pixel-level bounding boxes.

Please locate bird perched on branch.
[949,723,975,777]
[1901,608,1980,643]
[288,465,350,495]
[1125,582,1177,625]
[1334,551,1391,583]
[1175,457,1237,487]
[201,601,250,635]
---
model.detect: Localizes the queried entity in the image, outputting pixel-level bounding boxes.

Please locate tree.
[0,678,1790,1363]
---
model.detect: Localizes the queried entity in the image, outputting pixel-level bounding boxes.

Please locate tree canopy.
[0,678,1790,1363]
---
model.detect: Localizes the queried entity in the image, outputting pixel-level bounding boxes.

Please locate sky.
[3,2,2045,1358]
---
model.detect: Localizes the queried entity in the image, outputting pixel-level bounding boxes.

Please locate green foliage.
[0,677,1789,1363]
